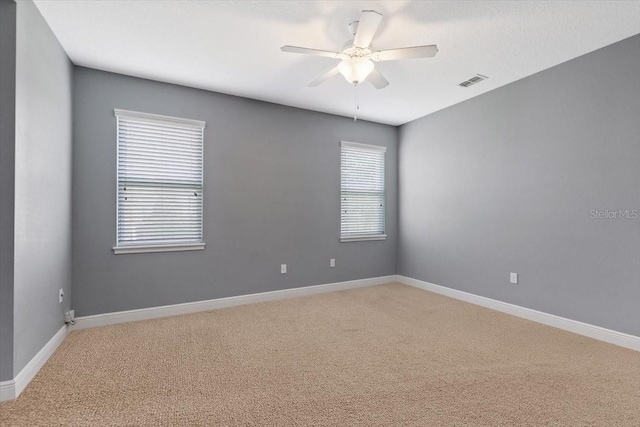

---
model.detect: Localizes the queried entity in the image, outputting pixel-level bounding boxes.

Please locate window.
[340,141,387,242]
[113,109,205,254]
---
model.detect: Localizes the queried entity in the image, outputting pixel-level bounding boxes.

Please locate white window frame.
[113,109,206,254]
[340,141,387,242]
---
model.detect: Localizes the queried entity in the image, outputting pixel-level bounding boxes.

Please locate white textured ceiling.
[33,0,640,125]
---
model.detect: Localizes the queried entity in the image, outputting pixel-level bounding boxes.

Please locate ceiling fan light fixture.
[338,57,374,85]
[282,9,438,90]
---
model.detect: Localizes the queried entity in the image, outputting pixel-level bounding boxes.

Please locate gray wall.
[398,34,640,336]
[0,0,16,382]
[13,0,73,375]
[72,67,398,317]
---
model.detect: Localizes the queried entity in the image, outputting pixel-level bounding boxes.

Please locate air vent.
[459,74,488,88]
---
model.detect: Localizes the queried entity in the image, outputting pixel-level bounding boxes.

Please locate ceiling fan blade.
[281,45,342,59]
[353,10,383,48]
[367,68,389,89]
[307,66,340,87]
[373,45,439,61]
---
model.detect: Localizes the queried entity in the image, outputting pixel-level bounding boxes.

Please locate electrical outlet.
[64,310,75,324]
[510,272,518,284]
[281,264,287,274]
[330,258,336,268]
[59,289,64,303]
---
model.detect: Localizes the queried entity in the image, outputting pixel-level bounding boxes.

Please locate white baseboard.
[0,324,70,402]
[0,379,15,402]
[73,275,398,330]
[398,275,639,351]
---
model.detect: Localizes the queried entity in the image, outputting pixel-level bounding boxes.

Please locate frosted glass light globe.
[338,57,374,85]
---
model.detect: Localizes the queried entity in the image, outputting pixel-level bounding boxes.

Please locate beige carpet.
[1,283,638,426]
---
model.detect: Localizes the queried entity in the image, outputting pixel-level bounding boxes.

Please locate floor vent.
[459,74,488,88]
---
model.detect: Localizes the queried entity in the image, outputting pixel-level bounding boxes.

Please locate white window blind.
[114,109,205,253]
[340,141,387,242]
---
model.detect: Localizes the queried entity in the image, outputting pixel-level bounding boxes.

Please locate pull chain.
[354,83,359,121]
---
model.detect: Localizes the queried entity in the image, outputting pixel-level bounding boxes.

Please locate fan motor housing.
[342,41,373,59]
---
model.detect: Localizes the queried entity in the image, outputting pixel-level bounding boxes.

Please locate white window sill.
[340,234,387,243]
[113,242,206,255]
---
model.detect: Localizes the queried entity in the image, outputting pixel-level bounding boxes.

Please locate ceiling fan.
[281,10,438,89]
